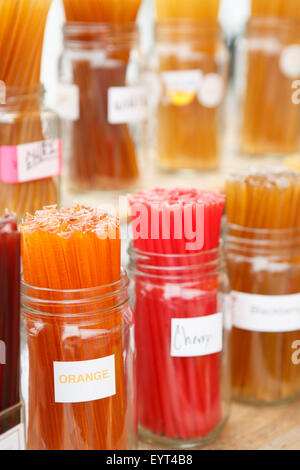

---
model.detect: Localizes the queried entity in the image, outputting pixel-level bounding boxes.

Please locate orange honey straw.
[21,205,127,450]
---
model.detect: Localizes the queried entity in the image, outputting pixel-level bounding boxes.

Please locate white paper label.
[280,45,300,79]
[108,86,148,124]
[17,139,62,183]
[231,291,300,332]
[0,424,25,450]
[53,355,116,404]
[56,84,80,121]
[198,73,224,108]
[171,313,223,357]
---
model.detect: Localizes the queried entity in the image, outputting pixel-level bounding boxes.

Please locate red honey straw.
[128,188,225,441]
[0,214,20,419]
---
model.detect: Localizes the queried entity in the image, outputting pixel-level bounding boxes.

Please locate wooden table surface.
[138,401,300,450]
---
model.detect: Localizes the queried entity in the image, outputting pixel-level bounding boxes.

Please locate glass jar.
[128,245,231,449]
[226,224,300,405]
[21,272,136,450]
[0,85,61,219]
[236,16,300,156]
[0,402,25,450]
[59,22,147,192]
[149,20,230,172]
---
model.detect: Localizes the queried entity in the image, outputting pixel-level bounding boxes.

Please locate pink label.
[0,139,62,183]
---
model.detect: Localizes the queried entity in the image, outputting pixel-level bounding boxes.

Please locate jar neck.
[226,224,300,257]
[0,84,44,111]
[128,244,223,281]
[21,271,129,317]
[156,19,221,45]
[63,22,139,51]
[247,16,300,40]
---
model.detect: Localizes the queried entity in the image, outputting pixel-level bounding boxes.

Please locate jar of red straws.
[128,189,231,448]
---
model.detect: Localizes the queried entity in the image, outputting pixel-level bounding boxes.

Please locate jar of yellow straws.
[59,0,147,192]
[226,169,300,405]
[21,206,136,450]
[150,0,229,172]
[236,0,300,156]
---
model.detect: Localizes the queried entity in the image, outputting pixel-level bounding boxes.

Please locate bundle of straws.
[62,0,141,190]
[0,214,20,433]
[226,169,300,403]
[128,188,225,441]
[155,0,223,171]
[21,205,128,450]
[251,0,300,18]
[240,0,300,156]
[0,0,58,218]
[156,0,221,21]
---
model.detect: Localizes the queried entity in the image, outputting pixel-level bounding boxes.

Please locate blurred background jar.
[0,85,61,219]
[59,22,148,193]
[236,16,300,157]
[148,19,230,172]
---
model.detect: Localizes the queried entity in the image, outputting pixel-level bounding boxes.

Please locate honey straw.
[21,205,127,450]
[0,0,59,218]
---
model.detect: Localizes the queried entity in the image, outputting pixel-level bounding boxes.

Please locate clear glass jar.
[149,20,230,172]
[226,224,300,405]
[236,16,300,156]
[59,22,147,192]
[128,245,231,449]
[0,402,25,450]
[0,85,61,219]
[21,272,136,450]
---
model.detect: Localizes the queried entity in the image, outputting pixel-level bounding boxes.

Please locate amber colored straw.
[62,0,141,190]
[155,0,220,21]
[21,205,127,450]
[226,169,300,404]
[154,1,223,172]
[0,0,58,219]
[240,1,300,156]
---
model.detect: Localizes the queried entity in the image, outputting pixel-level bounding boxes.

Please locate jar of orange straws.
[21,206,136,450]
[128,189,231,448]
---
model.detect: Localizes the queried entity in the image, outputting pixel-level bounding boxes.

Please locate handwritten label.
[53,355,116,404]
[231,291,300,332]
[0,139,62,183]
[108,86,148,124]
[0,424,25,450]
[171,313,223,357]
[280,45,300,79]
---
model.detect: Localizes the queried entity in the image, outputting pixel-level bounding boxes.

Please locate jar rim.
[0,83,45,105]
[22,269,128,298]
[156,19,221,38]
[63,21,139,46]
[247,15,300,32]
[226,223,300,237]
[128,243,223,280]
